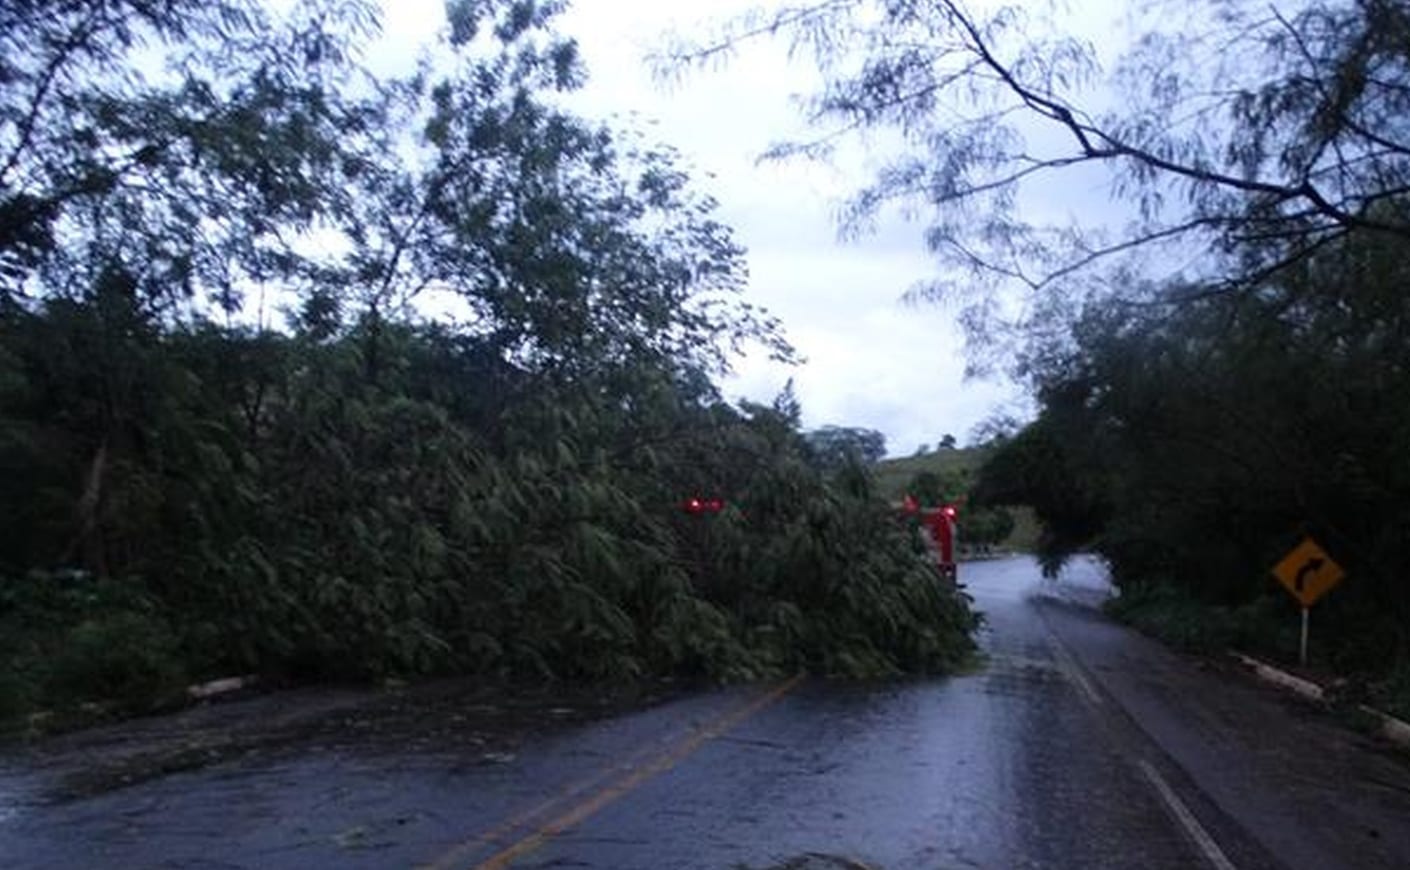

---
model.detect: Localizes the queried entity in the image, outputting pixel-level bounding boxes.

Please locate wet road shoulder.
[1034,584,1410,870]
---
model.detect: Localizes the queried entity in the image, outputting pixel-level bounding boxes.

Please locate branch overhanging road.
[3,557,1409,869]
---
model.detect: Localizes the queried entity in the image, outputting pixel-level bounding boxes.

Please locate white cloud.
[551,1,1024,452]
[371,0,1033,454]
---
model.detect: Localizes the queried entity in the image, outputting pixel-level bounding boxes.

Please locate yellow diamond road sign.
[1272,537,1344,607]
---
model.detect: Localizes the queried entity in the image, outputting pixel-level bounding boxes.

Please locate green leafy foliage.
[1103,583,1295,658]
[958,507,1015,552]
[0,317,977,711]
[871,446,987,504]
[802,425,887,471]
[0,571,186,716]
[905,471,955,507]
[0,0,978,719]
[979,226,1410,675]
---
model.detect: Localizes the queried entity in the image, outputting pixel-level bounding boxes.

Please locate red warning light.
[682,496,725,514]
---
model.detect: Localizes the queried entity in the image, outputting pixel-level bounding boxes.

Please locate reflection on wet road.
[4,557,1409,869]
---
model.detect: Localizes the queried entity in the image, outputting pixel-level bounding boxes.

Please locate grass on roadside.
[1103,582,1296,659]
[1105,580,1410,725]
[1368,662,1410,722]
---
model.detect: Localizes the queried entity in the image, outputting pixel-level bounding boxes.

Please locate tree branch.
[1,7,105,184]
[942,0,1410,241]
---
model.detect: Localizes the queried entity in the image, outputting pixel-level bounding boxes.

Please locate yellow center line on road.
[416,734,672,870]
[431,674,804,870]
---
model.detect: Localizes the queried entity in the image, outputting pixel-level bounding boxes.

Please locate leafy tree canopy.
[663,0,1410,359]
[0,0,977,718]
[803,424,887,470]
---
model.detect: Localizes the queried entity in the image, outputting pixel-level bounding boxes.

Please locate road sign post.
[1300,607,1309,667]
[1271,537,1344,666]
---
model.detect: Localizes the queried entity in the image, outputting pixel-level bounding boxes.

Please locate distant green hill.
[872,447,1040,552]
[872,447,990,502]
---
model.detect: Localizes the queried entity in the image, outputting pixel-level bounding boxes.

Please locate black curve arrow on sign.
[1295,558,1325,593]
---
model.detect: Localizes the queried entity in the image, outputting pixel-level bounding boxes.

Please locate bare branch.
[0,6,105,183]
[1034,216,1228,292]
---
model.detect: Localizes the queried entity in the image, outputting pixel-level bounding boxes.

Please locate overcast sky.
[371,0,1133,455]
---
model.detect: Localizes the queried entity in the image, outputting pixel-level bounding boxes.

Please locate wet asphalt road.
[4,556,1410,869]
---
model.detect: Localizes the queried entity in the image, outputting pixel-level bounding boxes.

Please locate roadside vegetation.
[873,447,1036,554]
[970,230,1410,716]
[937,4,1410,716]
[871,445,984,504]
[0,0,979,725]
[663,0,1410,719]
